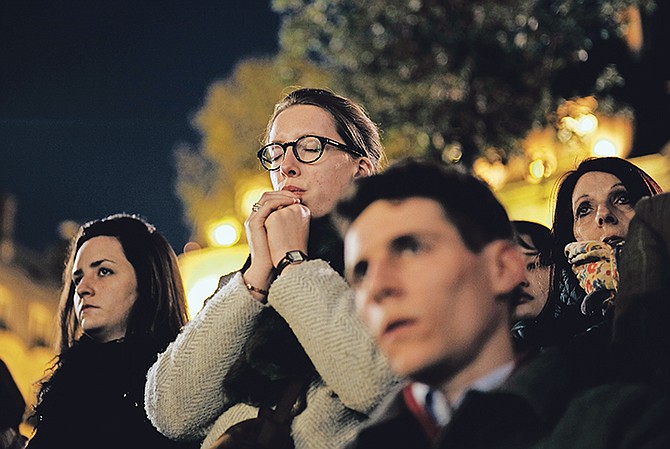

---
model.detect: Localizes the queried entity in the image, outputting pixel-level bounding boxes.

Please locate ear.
[354,157,374,178]
[484,240,526,297]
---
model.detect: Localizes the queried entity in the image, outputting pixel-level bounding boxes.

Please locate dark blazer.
[347,347,670,449]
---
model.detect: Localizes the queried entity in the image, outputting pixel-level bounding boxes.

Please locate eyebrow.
[573,182,626,204]
[390,234,417,249]
[72,258,114,277]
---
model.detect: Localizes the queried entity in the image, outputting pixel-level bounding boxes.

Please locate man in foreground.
[334,158,668,449]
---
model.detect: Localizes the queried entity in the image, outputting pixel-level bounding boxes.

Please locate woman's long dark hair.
[31,213,191,430]
[546,157,662,336]
[56,213,190,352]
[551,156,662,258]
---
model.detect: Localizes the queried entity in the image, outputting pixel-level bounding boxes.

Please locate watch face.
[287,250,306,262]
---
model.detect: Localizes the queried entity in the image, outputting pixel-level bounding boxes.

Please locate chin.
[389,355,430,380]
[394,351,456,386]
[310,207,329,219]
[309,199,336,218]
[82,324,105,339]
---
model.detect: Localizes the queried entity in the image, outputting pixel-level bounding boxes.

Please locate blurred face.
[268,104,371,218]
[72,236,138,342]
[572,171,636,242]
[513,234,550,321]
[345,198,519,387]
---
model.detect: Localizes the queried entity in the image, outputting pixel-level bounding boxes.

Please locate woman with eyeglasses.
[145,88,397,449]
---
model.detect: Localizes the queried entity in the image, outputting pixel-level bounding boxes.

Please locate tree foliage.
[273,0,656,165]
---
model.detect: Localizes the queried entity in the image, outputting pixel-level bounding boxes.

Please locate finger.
[567,248,612,265]
[266,204,311,258]
[249,192,301,216]
[564,241,608,257]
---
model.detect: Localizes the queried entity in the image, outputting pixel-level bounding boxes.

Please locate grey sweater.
[145,259,398,449]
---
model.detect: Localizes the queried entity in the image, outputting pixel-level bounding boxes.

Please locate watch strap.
[275,250,307,276]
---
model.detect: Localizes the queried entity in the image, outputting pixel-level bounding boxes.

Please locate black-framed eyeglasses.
[256,135,366,171]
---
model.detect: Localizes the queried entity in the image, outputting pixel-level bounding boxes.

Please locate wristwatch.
[275,250,308,275]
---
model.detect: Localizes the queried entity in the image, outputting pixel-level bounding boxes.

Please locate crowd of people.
[3,87,668,449]
[333,158,668,449]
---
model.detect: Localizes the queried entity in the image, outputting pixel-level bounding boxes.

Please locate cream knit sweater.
[145,259,398,449]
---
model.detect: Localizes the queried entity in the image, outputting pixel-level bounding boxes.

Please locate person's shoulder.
[504,338,613,404]
[509,346,571,384]
[345,382,430,449]
[541,382,670,449]
[361,381,407,422]
[571,381,670,431]
[582,380,669,403]
[635,191,670,216]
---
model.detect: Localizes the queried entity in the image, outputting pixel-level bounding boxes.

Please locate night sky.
[1,1,668,256]
[0,0,279,253]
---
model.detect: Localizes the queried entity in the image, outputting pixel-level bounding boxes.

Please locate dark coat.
[612,192,670,389]
[347,348,670,449]
[512,266,606,354]
[0,358,27,449]
[27,335,199,449]
[0,358,25,431]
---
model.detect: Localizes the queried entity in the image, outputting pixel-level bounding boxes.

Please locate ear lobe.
[354,157,374,178]
[486,240,526,296]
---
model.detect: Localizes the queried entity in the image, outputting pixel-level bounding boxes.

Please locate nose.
[519,278,529,288]
[76,277,93,298]
[595,204,618,226]
[366,258,400,304]
[279,144,301,177]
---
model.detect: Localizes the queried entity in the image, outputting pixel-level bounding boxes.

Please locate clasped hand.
[564,240,621,316]
[242,191,311,298]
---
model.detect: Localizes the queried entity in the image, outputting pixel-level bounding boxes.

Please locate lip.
[380,317,417,341]
[517,292,534,304]
[282,185,305,194]
[80,304,96,315]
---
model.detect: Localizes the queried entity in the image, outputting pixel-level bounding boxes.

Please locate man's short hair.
[334,157,515,253]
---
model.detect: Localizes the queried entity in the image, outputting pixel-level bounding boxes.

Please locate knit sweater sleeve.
[144,271,265,441]
[268,259,399,414]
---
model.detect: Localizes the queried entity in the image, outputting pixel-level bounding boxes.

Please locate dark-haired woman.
[551,156,662,336]
[27,213,198,449]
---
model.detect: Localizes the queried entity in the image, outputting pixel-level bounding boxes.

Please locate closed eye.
[264,153,281,164]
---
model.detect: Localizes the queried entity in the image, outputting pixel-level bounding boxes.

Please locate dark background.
[1,1,668,257]
[0,0,279,254]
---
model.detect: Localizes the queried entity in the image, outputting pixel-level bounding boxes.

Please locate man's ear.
[355,157,374,178]
[484,240,526,297]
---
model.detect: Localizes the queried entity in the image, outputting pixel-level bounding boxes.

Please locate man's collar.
[411,361,515,427]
